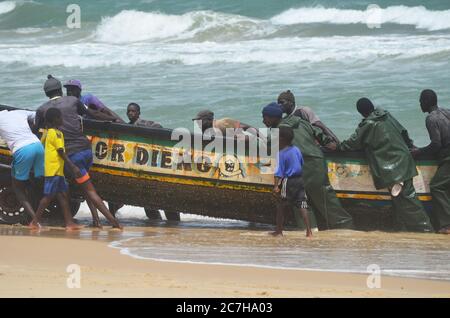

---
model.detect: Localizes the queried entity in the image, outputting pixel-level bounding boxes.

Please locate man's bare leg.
[271,202,286,236]
[56,192,83,231]
[12,178,36,219]
[299,208,313,238]
[29,195,53,229]
[85,197,102,228]
[80,180,122,229]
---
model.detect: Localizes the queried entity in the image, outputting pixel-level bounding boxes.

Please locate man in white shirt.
[0,109,45,219]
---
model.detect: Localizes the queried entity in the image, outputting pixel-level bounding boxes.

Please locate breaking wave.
[95,10,269,43]
[0,1,16,15]
[1,35,449,68]
[271,5,450,31]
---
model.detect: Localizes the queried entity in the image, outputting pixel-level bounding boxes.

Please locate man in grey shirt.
[277,90,340,144]
[412,89,450,234]
[36,75,122,229]
[127,103,162,128]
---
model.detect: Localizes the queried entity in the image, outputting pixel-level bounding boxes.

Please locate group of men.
[0,75,132,228]
[260,89,450,234]
[0,74,449,234]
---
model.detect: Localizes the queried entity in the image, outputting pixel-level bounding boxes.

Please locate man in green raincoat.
[411,90,450,234]
[338,98,433,233]
[262,102,354,230]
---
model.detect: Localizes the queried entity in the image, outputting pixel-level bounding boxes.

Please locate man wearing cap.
[262,102,354,230]
[36,75,122,229]
[278,90,340,144]
[193,110,261,140]
[64,79,124,123]
[337,98,433,233]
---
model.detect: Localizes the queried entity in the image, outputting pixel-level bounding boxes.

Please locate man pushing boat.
[336,98,433,233]
[411,90,450,234]
[262,102,354,230]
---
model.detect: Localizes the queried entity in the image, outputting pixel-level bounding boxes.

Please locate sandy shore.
[0,232,449,298]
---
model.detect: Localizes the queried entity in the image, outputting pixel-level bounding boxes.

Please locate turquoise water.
[1,1,450,145]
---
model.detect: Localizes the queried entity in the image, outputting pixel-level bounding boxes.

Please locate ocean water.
[109,229,450,281]
[1,0,450,145]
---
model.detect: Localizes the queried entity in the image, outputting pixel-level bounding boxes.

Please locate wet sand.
[1,225,449,298]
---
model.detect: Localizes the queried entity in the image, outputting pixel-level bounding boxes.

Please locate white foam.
[108,239,450,281]
[0,1,16,15]
[96,10,195,43]
[271,6,450,31]
[94,10,270,44]
[1,34,449,67]
[15,27,42,34]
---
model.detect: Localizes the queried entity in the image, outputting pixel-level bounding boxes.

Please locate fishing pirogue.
[0,105,437,230]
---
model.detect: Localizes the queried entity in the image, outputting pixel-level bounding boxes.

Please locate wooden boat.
[0,105,438,230]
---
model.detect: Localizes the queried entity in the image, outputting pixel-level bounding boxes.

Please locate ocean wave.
[1,35,449,68]
[271,5,450,31]
[0,1,16,15]
[95,10,271,43]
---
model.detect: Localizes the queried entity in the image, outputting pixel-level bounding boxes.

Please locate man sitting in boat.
[127,103,162,128]
[64,79,124,123]
[262,102,354,231]
[411,90,450,235]
[277,90,340,144]
[337,98,433,233]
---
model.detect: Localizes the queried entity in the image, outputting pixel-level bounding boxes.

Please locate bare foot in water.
[28,221,41,231]
[91,223,103,230]
[65,224,84,232]
[438,226,450,235]
[270,231,283,237]
[306,231,313,239]
[111,225,124,231]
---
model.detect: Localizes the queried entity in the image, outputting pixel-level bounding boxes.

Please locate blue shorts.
[67,149,93,183]
[44,176,68,195]
[12,142,45,181]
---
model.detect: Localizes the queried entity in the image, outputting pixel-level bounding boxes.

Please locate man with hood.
[262,102,354,230]
[338,98,433,233]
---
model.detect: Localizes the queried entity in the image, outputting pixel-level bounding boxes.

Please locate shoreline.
[1,231,450,297]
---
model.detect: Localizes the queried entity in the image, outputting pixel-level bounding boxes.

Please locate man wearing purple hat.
[64,79,124,123]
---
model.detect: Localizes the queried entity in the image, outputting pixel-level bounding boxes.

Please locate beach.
[1,226,450,298]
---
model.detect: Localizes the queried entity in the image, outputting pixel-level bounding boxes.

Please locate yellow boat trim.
[0,148,433,201]
[91,166,272,193]
[0,149,11,156]
[336,193,432,202]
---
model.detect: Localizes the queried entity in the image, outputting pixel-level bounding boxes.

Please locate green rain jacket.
[339,108,418,189]
[278,114,332,159]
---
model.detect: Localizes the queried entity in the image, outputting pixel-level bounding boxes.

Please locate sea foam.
[271,6,450,31]
[0,1,16,15]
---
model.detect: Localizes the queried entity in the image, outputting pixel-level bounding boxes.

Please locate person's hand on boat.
[324,142,337,152]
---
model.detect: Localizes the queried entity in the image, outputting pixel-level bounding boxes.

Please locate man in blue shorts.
[35,75,122,229]
[0,109,44,218]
